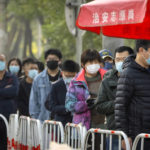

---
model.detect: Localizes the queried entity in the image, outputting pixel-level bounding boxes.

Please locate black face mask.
[47,60,58,70]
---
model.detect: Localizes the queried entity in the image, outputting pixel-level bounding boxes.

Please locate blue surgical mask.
[115,62,123,73]
[28,69,38,79]
[64,77,73,84]
[9,66,20,74]
[143,50,150,65]
[64,77,73,89]
[104,62,113,70]
[146,58,150,65]
[0,61,6,71]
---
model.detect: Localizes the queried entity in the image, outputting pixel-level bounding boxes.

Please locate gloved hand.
[86,98,96,109]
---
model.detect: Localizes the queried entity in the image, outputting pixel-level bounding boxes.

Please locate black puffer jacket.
[115,55,150,139]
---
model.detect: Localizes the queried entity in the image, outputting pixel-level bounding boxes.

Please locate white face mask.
[115,61,123,73]
[86,64,100,74]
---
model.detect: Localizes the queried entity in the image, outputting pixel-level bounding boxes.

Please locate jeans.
[106,137,121,150]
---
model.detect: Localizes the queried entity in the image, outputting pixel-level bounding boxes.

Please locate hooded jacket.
[115,55,150,138]
[65,68,106,129]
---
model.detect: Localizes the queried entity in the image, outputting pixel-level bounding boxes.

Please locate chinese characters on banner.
[93,9,134,25]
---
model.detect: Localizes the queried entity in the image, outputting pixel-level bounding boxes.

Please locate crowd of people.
[0,39,150,150]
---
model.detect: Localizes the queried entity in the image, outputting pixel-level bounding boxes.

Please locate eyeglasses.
[115,57,127,62]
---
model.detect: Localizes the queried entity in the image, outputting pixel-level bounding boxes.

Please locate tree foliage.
[5,0,135,61]
[5,0,103,61]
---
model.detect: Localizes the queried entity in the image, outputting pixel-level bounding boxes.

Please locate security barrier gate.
[42,120,64,150]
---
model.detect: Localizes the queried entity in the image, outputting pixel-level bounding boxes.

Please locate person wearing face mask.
[0,54,19,119]
[65,49,106,150]
[8,58,22,80]
[114,40,150,150]
[17,59,38,116]
[96,46,134,150]
[7,58,22,112]
[0,54,19,150]
[99,49,114,70]
[29,49,62,122]
[45,60,79,127]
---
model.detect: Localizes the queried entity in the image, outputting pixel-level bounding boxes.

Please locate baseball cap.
[99,49,113,59]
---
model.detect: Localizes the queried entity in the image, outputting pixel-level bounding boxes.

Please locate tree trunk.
[22,22,28,59]
[27,22,35,59]
[22,20,35,59]
[5,22,18,53]
[10,27,23,58]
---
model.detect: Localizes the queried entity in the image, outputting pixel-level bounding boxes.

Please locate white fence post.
[132,133,150,150]
[84,128,131,150]
[65,123,87,150]
[17,116,30,150]
[7,114,19,150]
[42,120,64,150]
[30,118,43,150]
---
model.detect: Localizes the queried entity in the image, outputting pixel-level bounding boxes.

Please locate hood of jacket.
[122,54,149,73]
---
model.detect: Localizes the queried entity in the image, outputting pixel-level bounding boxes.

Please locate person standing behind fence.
[96,46,134,150]
[0,54,19,149]
[45,60,79,127]
[65,49,106,129]
[65,50,106,150]
[0,54,19,120]
[115,40,150,150]
[7,58,22,80]
[7,58,22,112]
[29,49,62,121]
[17,59,39,116]
[22,58,35,79]
[99,49,114,70]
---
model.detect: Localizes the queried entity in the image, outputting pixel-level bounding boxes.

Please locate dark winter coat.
[96,69,118,130]
[45,79,72,127]
[0,72,19,120]
[17,78,32,116]
[115,55,150,139]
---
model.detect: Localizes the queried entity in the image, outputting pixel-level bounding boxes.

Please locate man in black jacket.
[96,46,134,150]
[45,60,79,127]
[115,40,150,150]
[17,58,38,116]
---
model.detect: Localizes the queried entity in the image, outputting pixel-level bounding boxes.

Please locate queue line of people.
[0,40,150,150]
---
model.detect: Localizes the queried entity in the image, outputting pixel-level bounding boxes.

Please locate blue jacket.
[0,72,19,120]
[29,69,52,121]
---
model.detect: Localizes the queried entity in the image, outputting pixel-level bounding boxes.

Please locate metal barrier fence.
[43,120,64,150]
[17,116,30,150]
[132,133,150,150]
[8,114,150,150]
[30,118,42,150]
[7,114,19,150]
[65,123,87,150]
[84,128,131,150]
